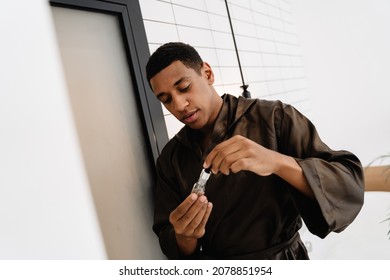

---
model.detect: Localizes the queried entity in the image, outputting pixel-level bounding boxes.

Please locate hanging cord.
[224,0,251,98]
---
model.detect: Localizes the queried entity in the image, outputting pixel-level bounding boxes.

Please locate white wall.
[0,0,106,259]
[290,0,390,259]
[291,0,390,166]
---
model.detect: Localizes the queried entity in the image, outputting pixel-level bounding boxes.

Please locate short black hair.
[146,42,203,82]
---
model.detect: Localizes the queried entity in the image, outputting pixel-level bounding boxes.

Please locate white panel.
[259,39,277,52]
[211,31,235,49]
[250,82,270,98]
[139,0,175,23]
[0,0,106,259]
[245,66,267,82]
[266,67,283,80]
[197,48,220,67]
[240,52,263,67]
[219,67,242,85]
[52,7,164,259]
[231,20,257,38]
[210,66,225,86]
[177,26,214,47]
[164,114,184,139]
[171,0,207,10]
[143,21,180,43]
[216,49,239,66]
[229,2,252,20]
[205,0,227,16]
[208,14,231,33]
[173,5,210,29]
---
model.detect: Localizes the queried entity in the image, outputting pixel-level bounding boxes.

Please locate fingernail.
[199,196,206,203]
[190,193,197,200]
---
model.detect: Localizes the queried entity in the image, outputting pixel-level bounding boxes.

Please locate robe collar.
[175,94,257,158]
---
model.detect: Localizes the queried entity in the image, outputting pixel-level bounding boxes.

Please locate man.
[146,42,364,259]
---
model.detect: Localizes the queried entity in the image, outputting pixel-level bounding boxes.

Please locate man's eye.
[161,97,171,104]
[179,83,190,92]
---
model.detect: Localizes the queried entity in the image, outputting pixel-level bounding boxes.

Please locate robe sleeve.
[152,152,182,259]
[277,104,365,238]
[152,145,202,259]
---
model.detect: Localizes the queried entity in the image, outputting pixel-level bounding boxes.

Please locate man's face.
[150,60,219,131]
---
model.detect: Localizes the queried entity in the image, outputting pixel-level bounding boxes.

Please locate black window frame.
[49,0,168,164]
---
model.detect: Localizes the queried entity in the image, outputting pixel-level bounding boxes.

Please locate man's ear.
[202,62,215,85]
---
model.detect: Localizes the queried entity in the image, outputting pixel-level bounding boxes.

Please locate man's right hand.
[169,193,213,256]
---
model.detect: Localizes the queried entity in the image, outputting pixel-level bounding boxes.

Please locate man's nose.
[173,94,189,111]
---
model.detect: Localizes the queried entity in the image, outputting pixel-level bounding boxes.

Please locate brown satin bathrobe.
[153,94,364,259]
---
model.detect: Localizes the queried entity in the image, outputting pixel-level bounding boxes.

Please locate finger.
[173,195,208,232]
[169,193,198,223]
[185,200,211,237]
[193,202,213,237]
[204,140,238,172]
[229,157,252,173]
[204,138,244,174]
[219,141,260,174]
[203,138,234,167]
[231,156,274,176]
[219,151,248,175]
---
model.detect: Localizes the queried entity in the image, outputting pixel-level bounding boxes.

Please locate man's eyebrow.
[156,92,165,100]
[173,77,186,87]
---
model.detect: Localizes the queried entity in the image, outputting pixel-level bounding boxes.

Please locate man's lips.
[181,110,199,124]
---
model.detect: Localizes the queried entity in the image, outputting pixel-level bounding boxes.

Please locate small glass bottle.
[191,168,211,195]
